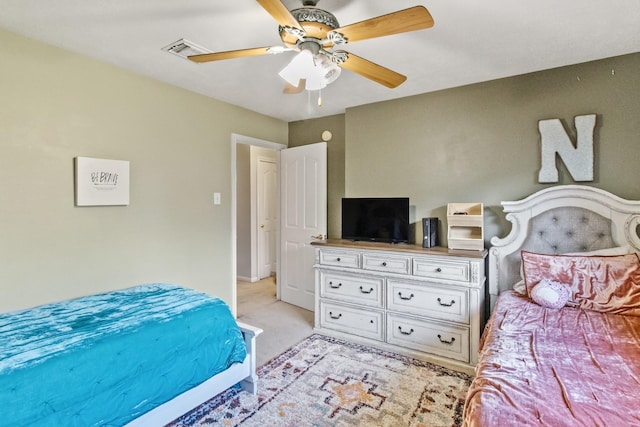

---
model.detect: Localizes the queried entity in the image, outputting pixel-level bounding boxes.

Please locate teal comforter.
[0,284,246,426]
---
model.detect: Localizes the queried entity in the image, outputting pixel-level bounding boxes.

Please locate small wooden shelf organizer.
[447,203,484,251]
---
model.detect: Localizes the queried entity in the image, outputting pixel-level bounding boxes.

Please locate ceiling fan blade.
[337,51,407,88]
[256,0,303,31]
[188,47,273,63]
[330,6,434,44]
[283,79,307,94]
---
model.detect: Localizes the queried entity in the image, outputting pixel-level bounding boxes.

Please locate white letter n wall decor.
[538,114,596,183]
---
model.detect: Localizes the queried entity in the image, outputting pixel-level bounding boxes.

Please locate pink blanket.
[463,290,640,426]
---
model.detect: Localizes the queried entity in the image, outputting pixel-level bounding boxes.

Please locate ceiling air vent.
[161,39,212,59]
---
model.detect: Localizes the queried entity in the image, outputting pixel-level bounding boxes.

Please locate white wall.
[0,28,288,313]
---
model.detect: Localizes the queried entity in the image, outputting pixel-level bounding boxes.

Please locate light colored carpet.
[236,277,314,367]
[168,334,472,427]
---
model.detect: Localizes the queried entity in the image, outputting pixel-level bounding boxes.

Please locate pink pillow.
[530,279,570,309]
[521,251,640,315]
[512,246,635,295]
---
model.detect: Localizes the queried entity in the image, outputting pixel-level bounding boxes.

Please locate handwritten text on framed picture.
[75,157,130,206]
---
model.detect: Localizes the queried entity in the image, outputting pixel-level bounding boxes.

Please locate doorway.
[231,134,285,305]
[235,144,278,283]
[231,134,327,315]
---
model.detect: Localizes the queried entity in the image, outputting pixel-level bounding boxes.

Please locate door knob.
[311,234,326,240]
[260,224,265,228]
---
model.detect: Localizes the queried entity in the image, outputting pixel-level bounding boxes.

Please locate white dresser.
[312,240,486,373]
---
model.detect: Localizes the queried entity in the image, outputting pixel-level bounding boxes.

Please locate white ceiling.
[1,0,639,122]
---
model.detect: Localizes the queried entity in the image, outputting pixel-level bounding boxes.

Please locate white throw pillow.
[530,279,570,309]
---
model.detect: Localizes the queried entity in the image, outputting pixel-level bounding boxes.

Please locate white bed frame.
[488,185,640,309]
[125,321,262,427]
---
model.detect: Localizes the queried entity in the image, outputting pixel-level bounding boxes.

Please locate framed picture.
[75,157,130,206]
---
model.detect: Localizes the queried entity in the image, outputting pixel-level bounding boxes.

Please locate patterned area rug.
[168,334,472,427]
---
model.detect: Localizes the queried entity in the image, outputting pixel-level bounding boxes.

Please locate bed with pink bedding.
[463,185,640,426]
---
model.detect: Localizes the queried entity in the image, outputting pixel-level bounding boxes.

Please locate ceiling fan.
[188,0,434,92]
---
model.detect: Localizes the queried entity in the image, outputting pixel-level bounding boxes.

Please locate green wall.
[290,53,640,245]
[0,28,288,313]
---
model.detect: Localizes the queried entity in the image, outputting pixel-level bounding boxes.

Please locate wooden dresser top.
[311,239,487,259]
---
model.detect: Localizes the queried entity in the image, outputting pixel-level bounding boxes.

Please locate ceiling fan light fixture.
[316,54,341,85]
[278,49,315,87]
[278,49,341,91]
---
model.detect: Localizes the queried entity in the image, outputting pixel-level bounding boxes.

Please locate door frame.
[231,134,286,312]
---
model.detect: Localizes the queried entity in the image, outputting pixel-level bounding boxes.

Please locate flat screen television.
[341,197,410,243]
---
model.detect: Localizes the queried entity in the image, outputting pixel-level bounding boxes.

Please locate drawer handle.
[437,298,455,307]
[360,286,374,294]
[435,267,442,273]
[437,334,456,345]
[382,261,387,267]
[398,326,414,335]
[336,257,341,262]
[329,281,342,289]
[398,292,414,301]
[329,311,342,320]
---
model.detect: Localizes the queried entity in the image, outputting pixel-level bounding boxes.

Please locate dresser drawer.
[319,249,360,269]
[362,253,411,275]
[412,257,469,282]
[387,279,469,323]
[319,301,384,341]
[386,314,470,362]
[320,271,384,308]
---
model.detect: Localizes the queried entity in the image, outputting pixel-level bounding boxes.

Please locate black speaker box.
[422,217,439,248]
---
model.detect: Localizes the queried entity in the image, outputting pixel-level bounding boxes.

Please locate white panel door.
[279,142,327,311]
[257,158,277,279]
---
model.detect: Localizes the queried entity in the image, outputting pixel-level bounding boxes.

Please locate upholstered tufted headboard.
[489,185,640,309]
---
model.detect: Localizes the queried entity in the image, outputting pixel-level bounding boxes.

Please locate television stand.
[310,239,486,374]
